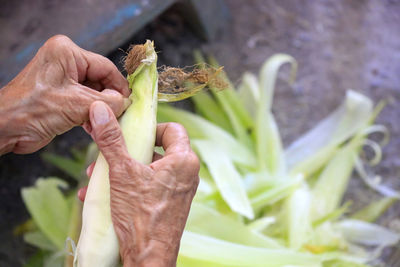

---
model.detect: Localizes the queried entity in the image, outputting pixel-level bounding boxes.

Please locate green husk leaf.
[323,260,370,267]
[21,178,70,250]
[286,90,373,177]
[312,202,351,228]
[255,54,297,173]
[192,91,233,133]
[351,197,397,222]
[23,250,48,267]
[42,153,85,181]
[24,231,58,251]
[208,56,254,133]
[44,252,65,267]
[195,54,254,147]
[311,137,363,220]
[246,217,276,233]
[238,72,259,118]
[187,203,280,248]
[192,140,254,219]
[335,219,400,247]
[251,174,303,210]
[158,104,256,167]
[179,231,321,267]
[286,184,312,249]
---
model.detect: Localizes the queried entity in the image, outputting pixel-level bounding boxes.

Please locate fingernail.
[77,188,84,201]
[93,101,110,125]
[123,98,132,110]
[102,89,121,96]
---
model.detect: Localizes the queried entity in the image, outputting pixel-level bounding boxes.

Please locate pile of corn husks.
[21,53,399,267]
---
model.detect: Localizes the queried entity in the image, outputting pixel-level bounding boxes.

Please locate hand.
[79,101,200,267]
[0,35,130,155]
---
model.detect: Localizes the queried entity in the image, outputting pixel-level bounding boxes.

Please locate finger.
[82,80,104,91]
[76,85,131,122]
[86,162,95,177]
[155,123,191,156]
[89,101,130,166]
[83,51,130,97]
[78,186,88,202]
[82,121,92,134]
[152,151,163,162]
[13,138,53,154]
[99,89,131,117]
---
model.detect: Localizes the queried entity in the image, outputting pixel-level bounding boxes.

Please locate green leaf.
[212,87,253,148]
[311,138,362,220]
[42,153,85,181]
[286,91,373,177]
[70,147,87,163]
[21,177,70,250]
[312,202,352,228]
[158,104,256,167]
[251,174,303,210]
[178,255,229,267]
[246,216,276,232]
[23,250,47,267]
[194,51,254,141]
[256,54,297,173]
[323,260,370,267]
[335,219,400,247]
[192,91,233,133]
[179,231,321,267]
[238,72,259,118]
[44,252,64,267]
[208,56,254,134]
[24,231,58,251]
[186,203,281,248]
[351,197,397,222]
[286,184,312,249]
[195,163,216,198]
[192,140,254,219]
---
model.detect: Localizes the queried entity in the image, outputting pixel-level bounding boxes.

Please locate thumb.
[89,101,130,165]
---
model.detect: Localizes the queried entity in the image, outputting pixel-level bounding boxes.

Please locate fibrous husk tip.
[124,44,147,75]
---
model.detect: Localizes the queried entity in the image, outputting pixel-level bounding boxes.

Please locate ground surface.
[1,0,400,266]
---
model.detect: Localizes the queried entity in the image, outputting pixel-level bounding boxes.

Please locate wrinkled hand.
[79,101,200,267]
[0,35,130,155]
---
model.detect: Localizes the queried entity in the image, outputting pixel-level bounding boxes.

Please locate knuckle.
[43,35,72,52]
[186,151,200,172]
[193,175,200,190]
[170,150,200,175]
[110,157,131,177]
[97,125,122,148]
[102,56,114,66]
[168,122,186,134]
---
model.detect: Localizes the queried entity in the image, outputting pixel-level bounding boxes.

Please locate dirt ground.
[1,0,400,266]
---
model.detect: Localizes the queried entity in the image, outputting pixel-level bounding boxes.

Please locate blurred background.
[0,0,400,266]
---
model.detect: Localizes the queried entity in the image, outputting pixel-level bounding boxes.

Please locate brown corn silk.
[124,44,227,102]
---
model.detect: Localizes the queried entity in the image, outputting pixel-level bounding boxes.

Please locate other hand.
[79,101,199,267]
[0,35,130,155]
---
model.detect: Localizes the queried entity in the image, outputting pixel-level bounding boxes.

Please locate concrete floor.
[211,0,400,221]
[208,1,400,264]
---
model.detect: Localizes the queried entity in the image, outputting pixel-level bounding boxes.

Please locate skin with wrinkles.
[0,35,130,155]
[0,35,200,266]
[81,102,199,266]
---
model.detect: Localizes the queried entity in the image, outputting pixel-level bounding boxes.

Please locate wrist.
[0,85,24,155]
[122,239,179,267]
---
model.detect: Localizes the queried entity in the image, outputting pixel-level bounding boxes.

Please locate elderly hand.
[79,101,199,267]
[0,35,130,155]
